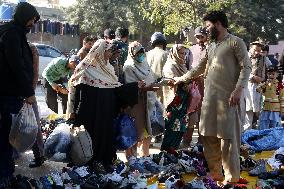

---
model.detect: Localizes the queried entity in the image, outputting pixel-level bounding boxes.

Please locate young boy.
[256,65,284,129]
[77,36,94,60]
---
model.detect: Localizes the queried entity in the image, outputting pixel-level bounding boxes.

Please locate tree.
[65,0,130,34]
[139,0,284,43]
[64,0,162,45]
[213,0,284,43]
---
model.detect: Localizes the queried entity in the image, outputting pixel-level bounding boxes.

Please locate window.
[46,47,62,58]
[36,46,47,56]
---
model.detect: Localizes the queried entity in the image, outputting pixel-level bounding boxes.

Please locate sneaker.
[165,175,179,189]
[248,159,267,176]
[158,170,181,184]
[240,157,256,171]
[115,161,128,175]
[105,172,124,183]
[50,171,63,186]
[275,154,284,164]
[189,177,207,189]
[133,175,147,189]
[164,153,178,164]
[128,157,150,175]
[143,161,160,174]
[256,179,272,189]
[29,156,46,168]
[178,154,195,173]
[74,166,90,178]
[191,144,203,154]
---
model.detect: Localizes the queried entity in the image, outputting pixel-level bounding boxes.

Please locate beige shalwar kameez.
[178,34,251,182]
[147,47,168,103]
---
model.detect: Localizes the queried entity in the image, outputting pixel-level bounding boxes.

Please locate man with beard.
[173,11,251,185]
[0,2,40,187]
[77,36,94,60]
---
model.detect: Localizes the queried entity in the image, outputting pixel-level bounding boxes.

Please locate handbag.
[70,125,93,166]
[187,81,201,113]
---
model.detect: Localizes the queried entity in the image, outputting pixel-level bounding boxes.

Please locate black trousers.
[43,79,67,114]
[0,96,23,182]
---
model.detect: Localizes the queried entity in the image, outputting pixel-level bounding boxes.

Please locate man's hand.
[58,86,69,94]
[229,87,243,106]
[252,76,263,83]
[173,77,182,85]
[52,84,60,92]
[138,80,146,88]
[25,95,36,104]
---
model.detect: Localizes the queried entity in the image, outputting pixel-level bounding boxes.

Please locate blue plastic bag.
[114,113,137,150]
[241,127,284,152]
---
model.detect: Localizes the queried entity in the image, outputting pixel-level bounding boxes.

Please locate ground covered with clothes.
[11,115,284,189]
[12,147,284,189]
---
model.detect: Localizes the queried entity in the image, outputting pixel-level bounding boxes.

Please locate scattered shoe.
[50,171,64,186]
[240,157,256,171]
[189,177,207,189]
[29,156,46,168]
[248,159,267,176]
[115,161,128,175]
[165,174,180,189]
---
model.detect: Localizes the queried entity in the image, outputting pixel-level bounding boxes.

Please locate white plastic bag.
[9,103,38,152]
[70,125,93,166]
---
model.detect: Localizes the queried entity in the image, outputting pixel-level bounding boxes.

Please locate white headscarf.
[124,41,155,85]
[70,39,121,88]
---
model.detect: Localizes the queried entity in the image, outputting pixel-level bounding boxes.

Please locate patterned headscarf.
[128,41,144,61]
[124,41,153,83]
[163,44,187,78]
[70,39,121,88]
[169,44,186,65]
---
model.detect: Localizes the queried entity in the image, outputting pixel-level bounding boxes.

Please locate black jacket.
[0,2,40,97]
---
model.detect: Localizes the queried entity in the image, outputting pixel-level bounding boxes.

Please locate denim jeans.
[0,96,23,181]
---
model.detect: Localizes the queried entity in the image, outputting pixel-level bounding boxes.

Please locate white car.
[33,43,66,80]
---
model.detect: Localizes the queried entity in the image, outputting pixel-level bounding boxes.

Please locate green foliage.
[64,0,129,34]
[64,0,284,44]
[139,0,284,43]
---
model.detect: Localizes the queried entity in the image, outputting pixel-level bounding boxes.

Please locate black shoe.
[29,157,46,168]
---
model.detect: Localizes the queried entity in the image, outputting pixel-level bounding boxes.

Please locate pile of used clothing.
[241,127,284,152]
[40,117,66,140]
[14,145,281,189]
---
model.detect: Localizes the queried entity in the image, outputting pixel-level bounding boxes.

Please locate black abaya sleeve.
[116,82,138,109]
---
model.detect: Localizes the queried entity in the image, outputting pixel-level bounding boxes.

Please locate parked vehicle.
[32,43,66,80]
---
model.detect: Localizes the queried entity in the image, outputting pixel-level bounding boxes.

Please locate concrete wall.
[27,32,80,53]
